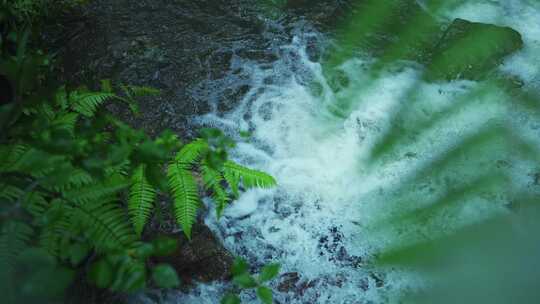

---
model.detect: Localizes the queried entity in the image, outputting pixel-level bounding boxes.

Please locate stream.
[134,1,540,303]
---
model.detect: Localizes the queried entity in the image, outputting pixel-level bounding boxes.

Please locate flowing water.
[155,1,540,303]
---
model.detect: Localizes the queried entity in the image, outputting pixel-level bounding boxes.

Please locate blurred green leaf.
[152,264,180,289]
[133,243,155,259]
[88,259,114,288]
[232,257,249,276]
[68,243,90,265]
[256,286,273,304]
[233,273,258,289]
[221,293,241,304]
[152,236,179,256]
[259,263,280,282]
[22,267,74,298]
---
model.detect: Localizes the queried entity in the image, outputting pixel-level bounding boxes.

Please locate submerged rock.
[326,0,441,66]
[323,1,523,82]
[425,18,523,81]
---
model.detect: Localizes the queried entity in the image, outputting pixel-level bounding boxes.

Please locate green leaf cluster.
[222,258,281,304]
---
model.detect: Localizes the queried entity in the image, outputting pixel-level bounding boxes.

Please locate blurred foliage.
[222,258,281,304]
[317,0,540,303]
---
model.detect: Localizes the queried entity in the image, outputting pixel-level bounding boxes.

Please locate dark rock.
[532,172,540,186]
[0,75,13,105]
[52,0,276,138]
[425,18,523,80]
[278,272,301,293]
[151,223,234,286]
[285,0,352,28]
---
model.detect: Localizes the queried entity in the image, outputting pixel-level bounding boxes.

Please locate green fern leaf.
[53,169,94,192]
[126,86,161,97]
[167,160,200,239]
[64,174,129,204]
[0,144,29,172]
[0,221,33,270]
[55,86,69,110]
[128,165,156,236]
[22,191,49,217]
[201,163,230,218]
[39,200,74,257]
[223,166,241,198]
[0,183,24,202]
[70,91,115,117]
[52,112,79,136]
[0,145,62,175]
[175,139,209,168]
[75,200,137,251]
[222,161,277,189]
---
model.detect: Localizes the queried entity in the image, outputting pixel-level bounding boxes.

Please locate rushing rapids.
[128,1,540,303]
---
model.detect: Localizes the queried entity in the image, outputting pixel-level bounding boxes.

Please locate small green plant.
[222,258,281,304]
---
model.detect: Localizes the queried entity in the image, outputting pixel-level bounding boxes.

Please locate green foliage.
[0,3,276,301]
[152,264,180,289]
[166,135,276,239]
[224,258,281,304]
[168,158,201,239]
[128,164,156,236]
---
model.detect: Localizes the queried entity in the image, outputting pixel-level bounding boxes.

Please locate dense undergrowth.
[0,1,278,303]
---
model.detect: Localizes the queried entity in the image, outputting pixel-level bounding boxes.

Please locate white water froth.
[168,2,540,303]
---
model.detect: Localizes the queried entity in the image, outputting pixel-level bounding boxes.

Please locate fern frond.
[22,191,49,217]
[128,165,156,236]
[39,200,74,257]
[0,221,33,270]
[222,161,277,189]
[168,160,200,239]
[201,163,230,218]
[104,160,131,177]
[74,200,136,251]
[126,85,161,97]
[223,166,240,198]
[70,91,115,117]
[52,112,79,136]
[55,86,69,110]
[0,145,62,175]
[64,174,129,204]
[0,144,29,172]
[0,183,24,202]
[53,169,94,192]
[174,139,209,168]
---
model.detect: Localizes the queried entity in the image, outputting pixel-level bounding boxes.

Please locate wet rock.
[425,18,523,81]
[369,272,385,288]
[330,0,441,64]
[531,172,540,186]
[217,84,250,113]
[151,223,234,286]
[318,226,363,267]
[54,0,276,138]
[285,0,352,29]
[278,272,301,293]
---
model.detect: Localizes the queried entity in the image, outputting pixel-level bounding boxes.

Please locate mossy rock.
[326,0,441,68]
[425,18,523,81]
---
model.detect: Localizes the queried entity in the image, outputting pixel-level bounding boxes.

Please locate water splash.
[169,1,540,303]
